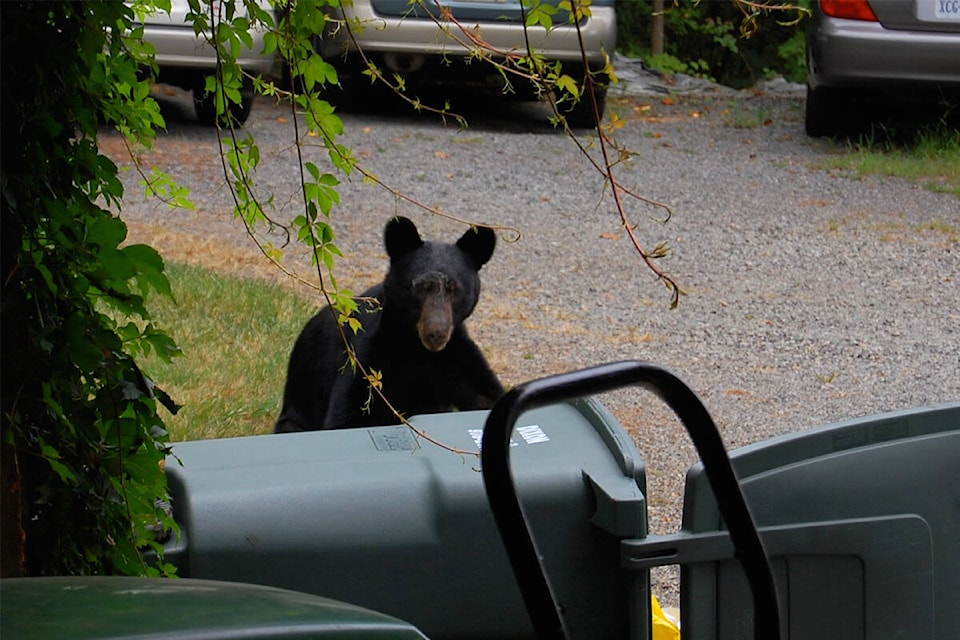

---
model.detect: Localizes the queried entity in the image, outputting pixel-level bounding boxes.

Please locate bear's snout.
[414,272,455,352]
[418,315,453,352]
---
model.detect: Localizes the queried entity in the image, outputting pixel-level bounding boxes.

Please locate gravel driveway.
[105,76,959,603]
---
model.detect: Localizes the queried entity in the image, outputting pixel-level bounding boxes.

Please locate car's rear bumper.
[319,4,616,66]
[808,16,960,89]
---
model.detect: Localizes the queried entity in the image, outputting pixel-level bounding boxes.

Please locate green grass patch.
[722,100,774,129]
[812,121,960,199]
[140,262,315,441]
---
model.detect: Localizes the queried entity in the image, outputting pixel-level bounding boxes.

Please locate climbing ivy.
[1,1,179,577]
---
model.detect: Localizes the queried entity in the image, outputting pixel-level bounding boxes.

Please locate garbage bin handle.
[481,360,781,640]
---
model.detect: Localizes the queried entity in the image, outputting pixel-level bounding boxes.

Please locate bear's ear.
[456,225,496,270]
[384,216,423,261]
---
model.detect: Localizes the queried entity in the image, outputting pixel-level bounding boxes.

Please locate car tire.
[561,70,609,129]
[193,79,255,126]
[323,79,362,112]
[805,84,849,138]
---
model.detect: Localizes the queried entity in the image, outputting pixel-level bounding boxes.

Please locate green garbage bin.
[0,576,429,639]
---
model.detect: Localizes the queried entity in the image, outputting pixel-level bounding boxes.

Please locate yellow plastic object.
[651,595,681,640]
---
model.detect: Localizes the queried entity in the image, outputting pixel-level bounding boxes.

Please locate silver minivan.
[317,0,618,127]
[140,0,275,125]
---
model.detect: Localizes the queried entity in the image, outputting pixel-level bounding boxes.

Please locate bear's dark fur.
[275,216,503,432]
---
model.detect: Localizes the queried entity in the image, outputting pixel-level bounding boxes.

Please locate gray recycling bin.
[162,399,648,639]
[623,401,960,640]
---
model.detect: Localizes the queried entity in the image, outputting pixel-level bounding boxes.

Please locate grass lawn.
[140,262,315,441]
[813,120,960,199]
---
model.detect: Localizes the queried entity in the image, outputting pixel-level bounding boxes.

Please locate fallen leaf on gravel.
[599,232,620,240]
[277,117,289,124]
[435,151,450,159]
[726,389,751,396]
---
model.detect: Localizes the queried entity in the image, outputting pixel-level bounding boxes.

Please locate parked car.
[139,0,275,125]
[805,0,960,136]
[316,0,617,127]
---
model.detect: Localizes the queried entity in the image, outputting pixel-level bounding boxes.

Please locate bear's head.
[382,216,496,352]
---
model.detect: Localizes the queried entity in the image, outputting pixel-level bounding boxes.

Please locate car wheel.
[193,79,255,126]
[805,84,849,137]
[323,79,361,112]
[560,70,609,129]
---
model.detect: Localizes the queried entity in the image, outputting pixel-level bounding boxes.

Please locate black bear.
[275,216,503,432]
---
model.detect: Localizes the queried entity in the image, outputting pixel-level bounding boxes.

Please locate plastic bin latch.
[583,470,647,537]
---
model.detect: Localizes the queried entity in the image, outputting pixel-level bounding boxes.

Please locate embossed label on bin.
[369,426,419,452]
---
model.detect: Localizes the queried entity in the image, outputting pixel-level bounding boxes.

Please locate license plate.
[933,0,960,21]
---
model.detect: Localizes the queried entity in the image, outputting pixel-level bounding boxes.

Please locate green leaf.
[39,440,77,484]
[142,323,181,363]
[123,243,171,298]
[142,169,195,210]
[96,246,136,282]
[556,74,581,100]
[523,0,557,29]
[300,53,338,91]
[87,215,128,250]
[304,97,343,139]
